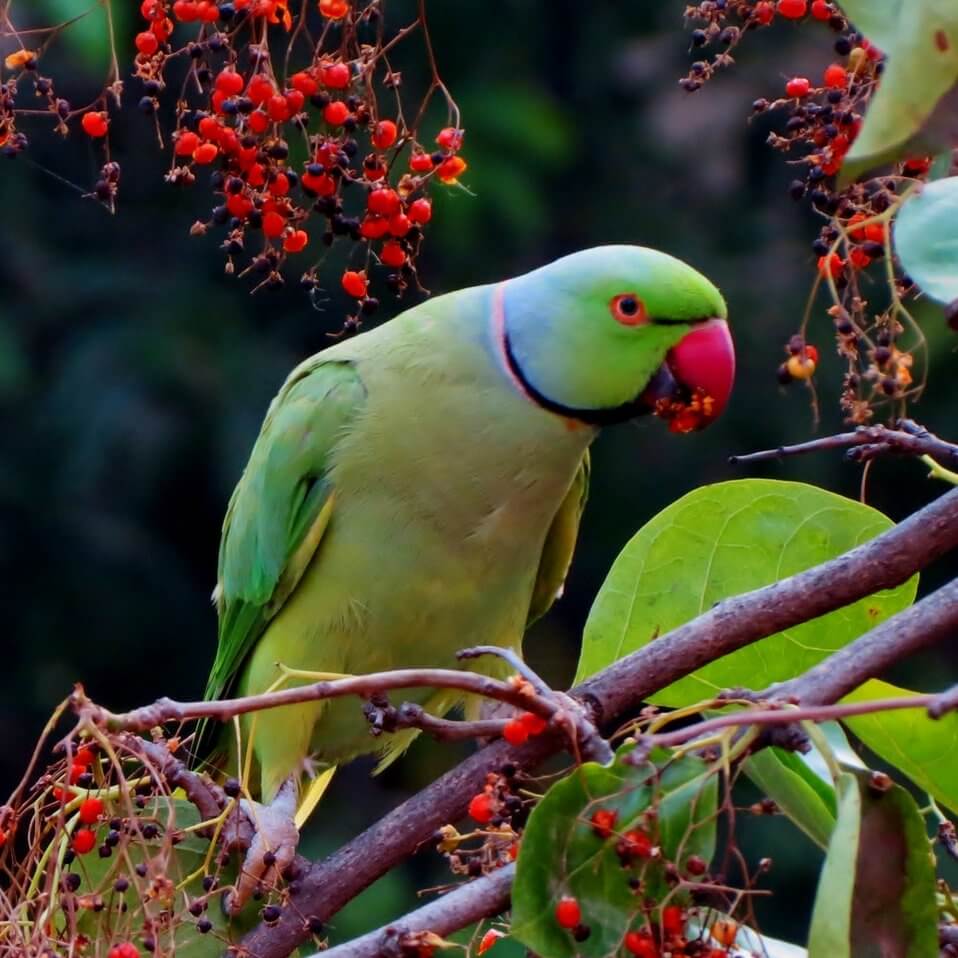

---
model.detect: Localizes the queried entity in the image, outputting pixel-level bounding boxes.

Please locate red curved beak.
[640,319,735,432]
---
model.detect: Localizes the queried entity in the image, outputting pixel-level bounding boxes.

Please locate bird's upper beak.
[639,318,735,432]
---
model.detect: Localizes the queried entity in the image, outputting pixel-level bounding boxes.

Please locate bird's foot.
[222,777,299,916]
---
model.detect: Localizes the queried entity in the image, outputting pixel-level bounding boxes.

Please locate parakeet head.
[499,245,734,432]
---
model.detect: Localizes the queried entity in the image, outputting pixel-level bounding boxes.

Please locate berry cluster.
[1,0,467,327]
[681,0,951,423]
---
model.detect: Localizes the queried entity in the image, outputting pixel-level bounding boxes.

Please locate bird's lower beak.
[639,318,735,432]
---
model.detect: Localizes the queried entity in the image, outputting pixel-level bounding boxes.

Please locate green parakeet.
[203,244,733,834]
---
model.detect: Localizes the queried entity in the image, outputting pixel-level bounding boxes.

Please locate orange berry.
[554,896,581,930]
[589,808,618,838]
[436,155,467,183]
[372,119,398,150]
[341,270,368,299]
[863,222,886,244]
[380,241,406,268]
[193,142,219,164]
[81,112,109,138]
[71,828,96,855]
[283,229,308,253]
[711,920,738,947]
[817,252,844,278]
[319,0,349,18]
[467,791,494,824]
[174,130,200,156]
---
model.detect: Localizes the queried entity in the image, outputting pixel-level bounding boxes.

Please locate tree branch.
[729,419,958,471]
[306,865,515,958]
[769,578,958,705]
[241,487,958,958]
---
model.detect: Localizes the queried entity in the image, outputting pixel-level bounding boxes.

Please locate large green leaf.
[838,0,958,181]
[511,747,717,958]
[807,771,938,958]
[744,747,837,850]
[844,679,958,815]
[576,480,917,704]
[893,176,958,305]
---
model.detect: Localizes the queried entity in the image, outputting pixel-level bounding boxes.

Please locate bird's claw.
[224,779,299,916]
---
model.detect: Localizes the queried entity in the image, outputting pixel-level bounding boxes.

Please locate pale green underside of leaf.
[576,479,917,705]
[838,0,958,181]
[893,176,958,305]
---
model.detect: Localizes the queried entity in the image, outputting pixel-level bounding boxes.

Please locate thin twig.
[729,419,958,471]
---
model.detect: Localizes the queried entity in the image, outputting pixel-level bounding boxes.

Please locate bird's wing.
[526,449,590,627]
[203,360,367,713]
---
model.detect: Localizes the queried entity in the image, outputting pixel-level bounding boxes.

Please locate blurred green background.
[2,0,956,948]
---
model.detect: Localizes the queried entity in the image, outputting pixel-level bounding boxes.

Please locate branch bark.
[241,487,958,958]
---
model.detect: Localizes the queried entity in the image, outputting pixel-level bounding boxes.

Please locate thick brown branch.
[729,420,958,470]
[770,578,958,706]
[242,488,958,958]
[308,865,514,958]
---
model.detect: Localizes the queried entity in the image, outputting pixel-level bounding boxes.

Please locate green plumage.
[202,246,729,807]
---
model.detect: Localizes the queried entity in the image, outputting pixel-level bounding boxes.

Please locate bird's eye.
[609,293,647,326]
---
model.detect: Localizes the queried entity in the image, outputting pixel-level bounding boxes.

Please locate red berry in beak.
[666,318,735,424]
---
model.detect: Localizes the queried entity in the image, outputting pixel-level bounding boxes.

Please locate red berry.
[174,130,200,157]
[435,126,463,150]
[849,247,872,270]
[467,791,494,824]
[823,63,847,88]
[519,711,548,735]
[267,94,290,123]
[72,828,97,855]
[0,829,7,847]
[341,270,368,299]
[193,142,219,164]
[554,896,581,930]
[368,187,401,217]
[407,197,432,224]
[285,89,305,115]
[140,0,165,20]
[81,111,109,138]
[323,101,350,126]
[291,71,319,96]
[74,747,96,767]
[302,171,336,196]
[388,212,411,237]
[262,210,286,238]
[589,808,618,838]
[661,906,684,937]
[172,0,199,21]
[135,30,159,56]
[68,763,87,785]
[245,162,266,187]
[903,156,931,176]
[817,252,844,278]
[215,69,245,96]
[372,119,398,150]
[78,797,104,825]
[248,110,270,135]
[754,1,774,23]
[360,216,390,240]
[108,945,140,958]
[785,76,810,98]
[810,0,830,18]
[502,719,529,746]
[283,229,308,253]
[247,74,275,106]
[864,222,886,244]
[624,931,659,958]
[409,151,434,172]
[269,172,290,196]
[226,193,253,218]
[776,0,807,18]
[322,62,351,89]
[617,829,653,858]
[380,241,406,268]
[711,920,739,947]
[477,930,504,955]
[319,0,349,18]
[436,155,467,183]
[197,1,220,21]
[151,16,173,40]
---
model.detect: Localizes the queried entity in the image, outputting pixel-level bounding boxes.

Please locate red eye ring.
[610,293,647,326]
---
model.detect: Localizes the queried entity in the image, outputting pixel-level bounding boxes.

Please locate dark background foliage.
[1,1,956,947]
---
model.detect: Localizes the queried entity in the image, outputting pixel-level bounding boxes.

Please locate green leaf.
[744,747,837,849]
[843,678,958,815]
[808,771,938,958]
[576,480,917,703]
[511,747,717,958]
[893,176,958,304]
[838,0,958,181]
